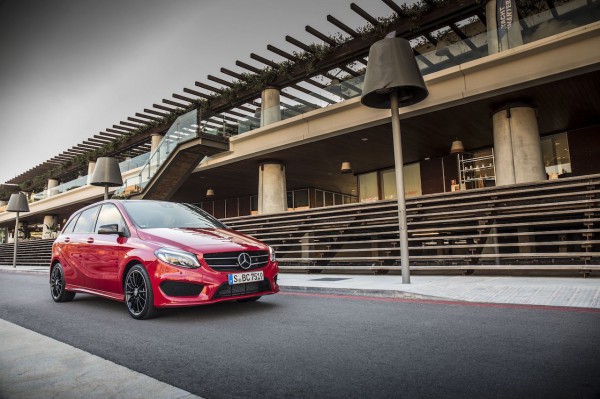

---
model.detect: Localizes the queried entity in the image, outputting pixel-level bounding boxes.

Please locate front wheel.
[50,263,76,302]
[125,265,157,320]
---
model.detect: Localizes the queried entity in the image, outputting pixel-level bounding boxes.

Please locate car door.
[55,213,83,286]
[69,205,100,289]
[86,203,131,295]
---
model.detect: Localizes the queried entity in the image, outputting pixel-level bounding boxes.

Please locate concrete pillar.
[485,0,523,55]
[47,178,59,197]
[258,162,287,215]
[42,215,58,239]
[151,134,163,152]
[260,87,281,127]
[493,105,546,186]
[87,161,96,185]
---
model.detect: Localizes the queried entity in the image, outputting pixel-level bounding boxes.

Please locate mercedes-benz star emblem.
[238,252,252,270]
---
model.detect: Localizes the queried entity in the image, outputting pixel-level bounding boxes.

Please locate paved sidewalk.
[0,319,202,399]
[278,274,600,309]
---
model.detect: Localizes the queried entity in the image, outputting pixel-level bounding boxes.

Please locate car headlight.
[269,246,276,262]
[155,248,200,269]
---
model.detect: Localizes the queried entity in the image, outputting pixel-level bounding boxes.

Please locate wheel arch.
[122,259,144,289]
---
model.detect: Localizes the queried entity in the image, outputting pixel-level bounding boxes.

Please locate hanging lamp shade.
[6,192,29,213]
[90,157,123,187]
[450,139,465,154]
[340,161,353,174]
[206,188,215,197]
[361,37,429,109]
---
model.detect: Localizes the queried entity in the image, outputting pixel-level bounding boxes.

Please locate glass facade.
[542,132,571,179]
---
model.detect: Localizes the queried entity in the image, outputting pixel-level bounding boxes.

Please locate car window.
[95,204,127,233]
[62,214,79,234]
[72,206,99,233]
[122,201,226,229]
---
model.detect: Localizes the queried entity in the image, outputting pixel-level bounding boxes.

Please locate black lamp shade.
[6,193,29,213]
[361,38,429,109]
[90,157,123,187]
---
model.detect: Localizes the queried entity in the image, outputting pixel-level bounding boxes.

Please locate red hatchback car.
[50,200,279,319]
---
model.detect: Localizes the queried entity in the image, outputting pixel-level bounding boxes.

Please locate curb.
[0,268,48,275]
[279,285,450,301]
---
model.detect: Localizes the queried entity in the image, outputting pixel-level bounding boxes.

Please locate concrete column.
[47,178,59,197]
[493,105,546,186]
[261,87,281,127]
[485,0,523,55]
[258,162,287,215]
[86,161,96,185]
[151,134,163,152]
[42,215,58,239]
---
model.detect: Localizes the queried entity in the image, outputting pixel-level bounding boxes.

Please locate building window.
[381,169,397,200]
[359,171,379,203]
[542,132,571,179]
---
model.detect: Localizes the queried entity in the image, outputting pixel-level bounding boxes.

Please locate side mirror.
[98,224,127,237]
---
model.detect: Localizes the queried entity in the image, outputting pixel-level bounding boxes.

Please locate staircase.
[115,110,229,201]
[224,174,600,275]
[0,239,54,267]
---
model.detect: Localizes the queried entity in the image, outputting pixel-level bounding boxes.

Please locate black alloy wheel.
[50,263,76,302]
[125,265,157,320]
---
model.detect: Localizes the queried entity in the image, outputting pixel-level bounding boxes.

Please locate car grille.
[203,251,269,272]
[213,280,272,299]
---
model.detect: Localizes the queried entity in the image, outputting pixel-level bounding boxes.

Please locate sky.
[0,0,398,185]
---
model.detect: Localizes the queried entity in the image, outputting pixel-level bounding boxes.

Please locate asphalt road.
[1,272,599,399]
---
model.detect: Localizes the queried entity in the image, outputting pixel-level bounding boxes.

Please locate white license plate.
[228,271,264,285]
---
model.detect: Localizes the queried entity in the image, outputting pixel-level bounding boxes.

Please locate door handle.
[87,238,94,243]
[64,237,70,243]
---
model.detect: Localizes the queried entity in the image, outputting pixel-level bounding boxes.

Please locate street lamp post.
[6,192,30,268]
[361,35,429,284]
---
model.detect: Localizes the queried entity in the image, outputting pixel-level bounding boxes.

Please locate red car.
[50,200,279,319]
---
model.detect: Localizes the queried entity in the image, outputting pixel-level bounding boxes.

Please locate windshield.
[122,201,226,229]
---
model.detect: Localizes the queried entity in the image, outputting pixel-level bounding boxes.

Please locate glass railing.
[114,110,200,198]
[119,152,151,172]
[30,149,154,202]
[34,175,90,200]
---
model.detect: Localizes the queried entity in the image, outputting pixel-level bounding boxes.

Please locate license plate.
[228,271,264,285]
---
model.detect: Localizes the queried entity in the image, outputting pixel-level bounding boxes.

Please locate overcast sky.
[0,0,401,185]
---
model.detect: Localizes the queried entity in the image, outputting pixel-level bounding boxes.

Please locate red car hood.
[137,228,267,255]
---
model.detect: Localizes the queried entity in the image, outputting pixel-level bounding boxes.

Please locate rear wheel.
[50,263,75,302]
[125,265,157,320]
[237,296,262,303]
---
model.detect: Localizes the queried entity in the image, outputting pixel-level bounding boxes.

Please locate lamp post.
[90,157,123,200]
[361,36,429,284]
[6,192,30,268]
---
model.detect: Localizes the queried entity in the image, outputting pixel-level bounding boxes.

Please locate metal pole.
[13,212,19,268]
[390,91,410,284]
[104,186,109,200]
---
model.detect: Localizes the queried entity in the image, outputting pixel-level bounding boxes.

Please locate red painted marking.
[280,291,600,313]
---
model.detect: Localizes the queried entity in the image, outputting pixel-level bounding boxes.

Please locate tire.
[237,296,262,303]
[50,263,76,302]
[124,265,157,320]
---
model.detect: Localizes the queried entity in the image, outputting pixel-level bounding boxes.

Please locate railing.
[30,152,153,202]
[114,110,200,198]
